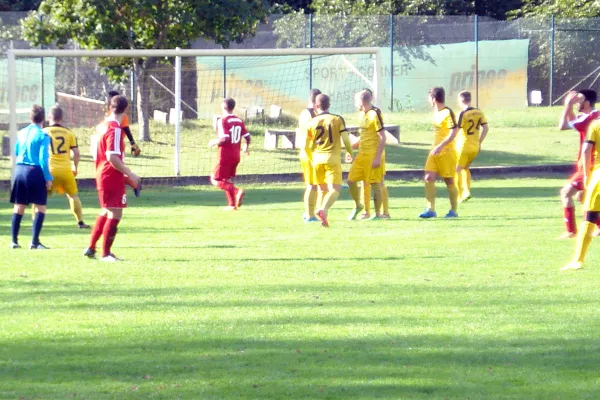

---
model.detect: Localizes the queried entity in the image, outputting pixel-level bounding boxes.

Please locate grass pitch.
[1,178,599,399]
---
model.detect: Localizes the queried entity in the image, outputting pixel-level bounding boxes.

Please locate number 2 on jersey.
[229,125,242,143]
[50,136,67,154]
[315,124,333,145]
[466,119,476,135]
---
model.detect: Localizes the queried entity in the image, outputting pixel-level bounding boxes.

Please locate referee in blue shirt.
[10,105,53,249]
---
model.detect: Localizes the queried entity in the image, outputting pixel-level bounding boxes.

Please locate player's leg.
[30,203,48,249]
[301,158,318,221]
[211,162,236,208]
[64,175,90,228]
[29,167,50,249]
[562,173,600,270]
[86,206,108,258]
[360,182,372,219]
[101,206,124,261]
[560,182,580,238]
[9,166,28,248]
[370,161,384,219]
[347,154,365,220]
[11,204,26,248]
[441,152,459,217]
[420,154,439,218]
[380,182,390,218]
[317,164,342,227]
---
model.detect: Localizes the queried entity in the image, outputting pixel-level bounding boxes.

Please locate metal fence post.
[222,56,227,98]
[550,14,555,106]
[309,13,313,89]
[8,50,17,185]
[390,14,394,111]
[174,47,182,176]
[39,14,45,109]
[475,15,479,108]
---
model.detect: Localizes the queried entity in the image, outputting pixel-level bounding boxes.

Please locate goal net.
[2,48,382,186]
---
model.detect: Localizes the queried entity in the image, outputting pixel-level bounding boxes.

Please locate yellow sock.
[425,181,436,210]
[447,181,459,212]
[304,187,317,217]
[348,181,361,208]
[316,190,324,210]
[456,171,464,199]
[381,183,389,214]
[69,196,84,222]
[574,221,595,263]
[323,190,340,211]
[363,184,371,215]
[371,183,382,216]
[465,169,472,196]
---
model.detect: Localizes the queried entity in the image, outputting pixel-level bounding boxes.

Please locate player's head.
[29,104,45,125]
[429,87,445,106]
[106,90,120,110]
[315,94,330,112]
[49,104,63,124]
[222,97,236,113]
[578,89,597,112]
[109,95,128,115]
[308,89,322,107]
[355,89,373,111]
[458,91,472,106]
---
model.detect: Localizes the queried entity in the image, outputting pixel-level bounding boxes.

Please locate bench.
[264,129,296,150]
[346,124,400,144]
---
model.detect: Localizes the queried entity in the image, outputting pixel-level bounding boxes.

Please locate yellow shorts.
[314,162,342,185]
[457,147,479,169]
[584,170,600,212]
[300,157,316,185]
[348,152,376,182]
[370,154,386,184]
[425,151,457,178]
[50,169,78,196]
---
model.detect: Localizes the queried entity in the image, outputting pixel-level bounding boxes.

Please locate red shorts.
[212,161,239,181]
[570,169,585,191]
[98,187,127,209]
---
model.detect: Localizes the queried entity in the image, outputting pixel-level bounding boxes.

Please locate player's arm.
[479,113,489,146]
[559,91,578,130]
[243,131,251,155]
[339,117,353,155]
[208,119,229,147]
[373,128,386,168]
[108,154,140,185]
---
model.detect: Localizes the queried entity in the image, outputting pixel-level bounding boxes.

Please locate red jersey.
[570,110,600,164]
[95,118,126,190]
[216,114,249,163]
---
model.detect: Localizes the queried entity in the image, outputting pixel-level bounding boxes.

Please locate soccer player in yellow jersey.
[347,89,386,220]
[420,87,460,219]
[455,91,489,202]
[44,105,90,228]
[307,94,353,228]
[298,88,322,222]
[562,118,600,270]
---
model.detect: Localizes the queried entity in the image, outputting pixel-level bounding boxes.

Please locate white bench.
[264,129,296,149]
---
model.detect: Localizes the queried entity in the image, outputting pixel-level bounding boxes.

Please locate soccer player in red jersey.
[209,97,251,210]
[558,89,600,238]
[84,95,141,262]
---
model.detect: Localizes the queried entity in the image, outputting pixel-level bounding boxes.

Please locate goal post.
[5,47,383,183]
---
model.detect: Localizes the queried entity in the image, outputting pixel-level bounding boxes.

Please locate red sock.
[89,215,108,250]
[564,207,577,234]
[216,180,236,206]
[102,218,120,257]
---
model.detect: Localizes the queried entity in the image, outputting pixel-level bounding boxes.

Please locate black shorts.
[10,164,48,206]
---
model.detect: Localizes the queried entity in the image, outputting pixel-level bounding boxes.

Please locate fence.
[1,12,597,182]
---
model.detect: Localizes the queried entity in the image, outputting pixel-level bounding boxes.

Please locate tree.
[22,0,270,141]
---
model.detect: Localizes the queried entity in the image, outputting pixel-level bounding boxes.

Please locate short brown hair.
[308,89,322,104]
[49,105,63,122]
[223,97,236,111]
[30,105,45,124]
[357,89,373,103]
[109,95,128,114]
[316,94,330,111]
[459,91,472,103]
[429,87,445,103]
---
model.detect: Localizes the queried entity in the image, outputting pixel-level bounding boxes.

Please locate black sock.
[32,212,45,246]
[11,213,23,244]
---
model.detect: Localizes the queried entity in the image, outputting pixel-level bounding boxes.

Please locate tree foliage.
[22,0,270,141]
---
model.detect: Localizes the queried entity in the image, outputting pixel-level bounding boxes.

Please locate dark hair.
[357,89,373,103]
[223,97,236,111]
[308,89,322,104]
[459,91,472,103]
[363,87,373,95]
[316,94,330,110]
[49,105,63,122]
[107,90,120,99]
[429,87,445,103]
[30,105,45,124]
[579,89,597,107]
[110,95,128,114]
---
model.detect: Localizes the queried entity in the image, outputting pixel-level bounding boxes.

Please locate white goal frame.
[6,47,383,177]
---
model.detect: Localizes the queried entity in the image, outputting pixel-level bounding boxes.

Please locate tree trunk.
[134,60,151,142]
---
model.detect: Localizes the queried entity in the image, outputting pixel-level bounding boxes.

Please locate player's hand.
[208,139,219,148]
[72,167,78,177]
[128,173,141,187]
[576,190,584,203]
[372,159,381,168]
[46,181,52,191]
[131,143,141,157]
[245,150,250,156]
[565,91,579,106]
[430,146,442,156]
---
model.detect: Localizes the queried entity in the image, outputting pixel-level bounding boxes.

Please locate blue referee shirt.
[14,123,53,181]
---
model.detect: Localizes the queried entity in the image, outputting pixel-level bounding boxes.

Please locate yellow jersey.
[585,119,600,171]
[358,106,384,155]
[456,107,487,153]
[298,108,316,159]
[432,107,457,152]
[308,112,349,165]
[44,124,78,172]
